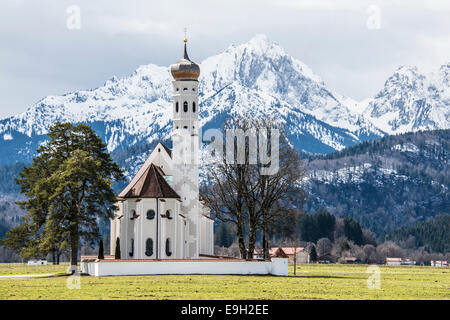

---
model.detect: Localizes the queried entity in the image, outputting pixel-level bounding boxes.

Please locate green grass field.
[0,263,448,300]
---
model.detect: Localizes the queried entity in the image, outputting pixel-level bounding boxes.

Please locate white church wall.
[199,214,214,256]
[123,200,136,259]
[139,198,158,259]
[159,200,175,259]
[207,219,214,255]
[152,143,173,175]
[110,202,122,255]
[176,215,186,259]
[81,258,288,277]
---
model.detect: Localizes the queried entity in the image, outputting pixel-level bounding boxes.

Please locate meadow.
[0,262,448,300]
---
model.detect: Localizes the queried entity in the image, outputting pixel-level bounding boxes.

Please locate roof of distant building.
[386,257,402,262]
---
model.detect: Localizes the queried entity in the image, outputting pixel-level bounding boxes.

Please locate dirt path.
[0,274,56,279]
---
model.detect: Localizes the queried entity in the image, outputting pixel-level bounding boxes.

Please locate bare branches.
[203,114,306,259]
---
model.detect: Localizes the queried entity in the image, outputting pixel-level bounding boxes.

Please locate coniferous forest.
[0,129,448,262]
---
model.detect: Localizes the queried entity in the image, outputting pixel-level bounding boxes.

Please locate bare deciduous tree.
[202,115,305,260]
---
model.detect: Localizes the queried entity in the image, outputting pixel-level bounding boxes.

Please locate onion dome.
[170,39,200,81]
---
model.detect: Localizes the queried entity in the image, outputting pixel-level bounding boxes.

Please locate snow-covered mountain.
[361,63,450,134]
[0,35,448,168]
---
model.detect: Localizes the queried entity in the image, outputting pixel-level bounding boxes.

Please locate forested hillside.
[387,215,450,253]
[304,129,449,235]
[0,130,448,243]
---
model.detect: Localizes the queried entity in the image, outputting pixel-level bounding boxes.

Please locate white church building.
[81,38,287,276]
[109,38,214,260]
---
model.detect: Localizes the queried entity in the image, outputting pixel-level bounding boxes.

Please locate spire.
[183,41,190,60]
[170,28,200,81]
[183,27,190,60]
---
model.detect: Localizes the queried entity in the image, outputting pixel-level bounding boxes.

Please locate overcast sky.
[0,0,449,119]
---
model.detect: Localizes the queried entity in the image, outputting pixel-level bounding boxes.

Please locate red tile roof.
[122,164,180,199]
[386,257,402,262]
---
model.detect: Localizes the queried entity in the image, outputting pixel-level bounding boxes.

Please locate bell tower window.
[183,101,188,112]
[175,102,179,113]
[192,102,196,113]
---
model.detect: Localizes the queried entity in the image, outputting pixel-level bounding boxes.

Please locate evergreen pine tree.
[1,123,124,270]
[309,245,318,262]
[115,237,121,259]
[98,240,104,260]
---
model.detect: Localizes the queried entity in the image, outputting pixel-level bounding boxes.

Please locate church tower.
[170,36,201,259]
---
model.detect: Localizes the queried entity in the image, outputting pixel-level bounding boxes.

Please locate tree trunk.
[263,214,269,260]
[247,223,256,260]
[236,217,247,259]
[247,208,258,260]
[294,244,297,276]
[52,248,56,265]
[70,225,79,273]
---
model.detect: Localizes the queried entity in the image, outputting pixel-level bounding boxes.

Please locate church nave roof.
[120,163,180,199]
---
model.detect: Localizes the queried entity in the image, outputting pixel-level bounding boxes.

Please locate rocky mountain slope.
[0,35,448,235]
[360,63,449,134]
[0,35,393,167]
[304,129,449,235]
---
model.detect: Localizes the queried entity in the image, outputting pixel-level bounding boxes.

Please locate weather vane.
[184,27,187,43]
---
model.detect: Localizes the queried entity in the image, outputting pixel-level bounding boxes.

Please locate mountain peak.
[393,65,421,79]
[247,34,270,46]
[243,34,285,56]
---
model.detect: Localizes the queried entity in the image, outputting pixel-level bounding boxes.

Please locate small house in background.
[27,259,47,266]
[253,249,265,260]
[272,247,308,263]
[401,259,416,266]
[431,260,448,267]
[272,248,288,258]
[386,257,402,266]
[318,253,333,264]
[279,247,308,263]
[253,247,308,263]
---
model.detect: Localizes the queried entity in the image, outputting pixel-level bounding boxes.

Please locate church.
[109,37,215,260]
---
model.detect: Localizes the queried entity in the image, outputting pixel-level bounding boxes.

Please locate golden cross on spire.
[184,27,187,43]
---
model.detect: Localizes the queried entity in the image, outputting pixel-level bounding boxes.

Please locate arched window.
[192,102,196,113]
[129,238,134,257]
[165,238,172,257]
[145,238,153,257]
[166,210,172,220]
[183,101,188,112]
[175,102,179,113]
[146,209,155,220]
[130,210,136,220]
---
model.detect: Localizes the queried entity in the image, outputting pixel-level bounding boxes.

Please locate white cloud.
[95,16,170,36]
[0,0,448,117]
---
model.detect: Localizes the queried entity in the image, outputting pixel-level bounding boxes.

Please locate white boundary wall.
[81,258,288,277]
